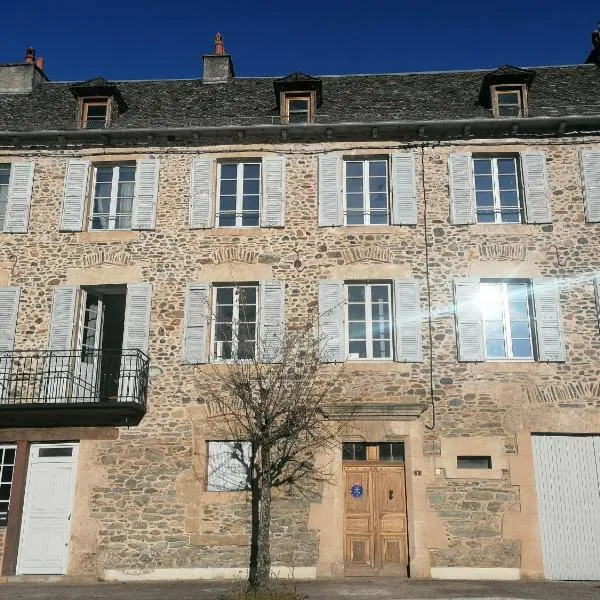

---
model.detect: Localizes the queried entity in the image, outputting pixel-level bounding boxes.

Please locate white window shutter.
[122,283,152,354]
[4,163,34,233]
[521,151,552,224]
[318,280,344,362]
[449,153,475,225]
[580,149,600,223]
[393,279,422,362]
[0,287,21,352]
[183,283,210,364]
[261,156,286,227]
[533,278,565,362]
[318,154,341,226]
[259,281,285,362]
[453,278,485,362]
[132,159,159,230]
[48,286,78,350]
[391,153,417,225]
[59,159,90,232]
[190,158,214,229]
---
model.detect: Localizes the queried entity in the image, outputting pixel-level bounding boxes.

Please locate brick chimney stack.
[35,56,45,71]
[24,47,35,64]
[214,33,225,56]
[203,33,235,83]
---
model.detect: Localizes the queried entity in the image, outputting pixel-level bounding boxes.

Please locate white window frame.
[216,161,262,228]
[89,163,136,231]
[343,158,390,226]
[344,282,393,361]
[481,280,535,361]
[0,444,17,526]
[0,164,10,232]
[207,441,252,492]
[473,156,523,224]
[211,284,259,361]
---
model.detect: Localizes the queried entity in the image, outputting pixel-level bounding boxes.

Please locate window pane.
[217,287,234,304]
[501,211,521,223]
[1,466,13,484]
[371,285,389,303]
[219,196,236,212]
[241,212,259,227]
[346,178,363,194]
[349,340,367,358]
[95,167,112,183]
[91,216,109,230]
[219,214,236,227]
[216,304,233,322]
[379,443,391,461]
[220,164,238,180]
[243,163,260,179]
[391,443,404,461]
[496,159,516,175]
[372,321,390,338]
[346,212,364,225]
[348,322,366,340]
[369,211,388,225]
[499,105,521,117]
[342,443,354,461]
[498,174,517,190]
[474,175,493,190]
[220,179,237,196]
[477,211,495,223]
[476,191,494,208]
[486,338,506,358]
[239,286,256,304]
[347,286,365,303]
[499,190,519,208]
[512,338,532,358]
[348,303,366,321]
[0,167,10,186]
[345,162,363,177]
[508,302,529,321]
[243,179,260,196]
[485,321,505,340]
[498,92,519,105]
[346,194,364,209]
[242,195,260,211]
[473,159,492,175]
[369,161,387,177]
[372,340,391,359]
[369,193,387,209]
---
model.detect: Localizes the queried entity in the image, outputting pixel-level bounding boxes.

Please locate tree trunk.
[249,446,272,592]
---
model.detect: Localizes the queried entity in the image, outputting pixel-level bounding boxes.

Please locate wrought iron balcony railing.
[0,349,149,428]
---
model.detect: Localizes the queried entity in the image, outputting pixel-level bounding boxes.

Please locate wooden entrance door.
[343,464,408,575]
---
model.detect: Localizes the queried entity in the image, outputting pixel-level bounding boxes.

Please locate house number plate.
[350,484,364,499]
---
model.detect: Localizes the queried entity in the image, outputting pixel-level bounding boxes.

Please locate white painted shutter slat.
[259,281,285,362]
[59,159,90,232]
[318,280,344,362]
[122,283,152,354]
[580,150,600,223]
[132,159,159,230]
[4,163,34,233]
[48,286,78,351]
[190,158,214,229]
[533,278,565,362]
[318,154,342,227]
[183,283,210,364]
[0,287,21,352]
[393,279,422,362]
[391,153,417,225]
[521,151,552,224]
[449,153,475,225]
[261,156,285,227]
[453,278,485,362]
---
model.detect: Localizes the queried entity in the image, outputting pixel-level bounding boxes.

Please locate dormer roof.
[273,72,323,106]
[69,76,127,111]
[478,64,536,107]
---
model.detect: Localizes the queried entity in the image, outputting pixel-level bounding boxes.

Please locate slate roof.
[0,64,599,132]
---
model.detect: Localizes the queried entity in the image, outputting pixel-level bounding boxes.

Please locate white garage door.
[532,435,600,580]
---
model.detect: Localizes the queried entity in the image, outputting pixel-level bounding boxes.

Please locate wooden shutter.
[449,153,475,225]
[261,156,285,227]
[0,287,21,352]
[48,286,78,350]
[259,281,285,362]
[391,153,417,225]
[580,149,600,223]
[521,151,552,224]
[59,159,90,231]
[318,154,342,226]
[189,158,214,229]
[318,280,344,362]
[533,278,565,362]
[183,283,210,364]
[4,163,34,233]
[132,159,159,230]
[122,283,152,354]
[453,278,485,362]
[393,279,422,362]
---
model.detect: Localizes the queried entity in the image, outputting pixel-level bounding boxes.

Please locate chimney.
[0,47,48,93]
[35,56,45,72]
[203,33,235,83]
[24,47,35,64]
[585,23,600,65]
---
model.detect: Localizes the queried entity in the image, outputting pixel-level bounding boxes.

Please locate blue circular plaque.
[350,484,364,499]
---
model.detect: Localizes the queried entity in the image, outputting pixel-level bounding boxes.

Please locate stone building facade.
[1,36,600,581]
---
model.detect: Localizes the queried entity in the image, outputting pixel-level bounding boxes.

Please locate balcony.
[0,349,149,428]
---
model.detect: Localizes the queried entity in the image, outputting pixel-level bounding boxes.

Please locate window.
[492,85,526,118]
[212,285,258,360]
[344,159,389,225]
[480,280,534,360]
[0,445,16,526]
[284,95,311,123]
[342,442,404,462]
[457,456,492,469]
[81,99,109,129]
[90,164,136,230]
[473,156,522,223]
[346,283,392,360]
[217,162,261,227]
[0,164,9,231]
[207,441,251,491]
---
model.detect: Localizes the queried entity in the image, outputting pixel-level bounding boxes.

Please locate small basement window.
[457,456,492,469]
[81,98,109,129]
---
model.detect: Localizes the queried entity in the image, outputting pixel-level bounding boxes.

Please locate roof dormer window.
[273,72,322,125]
[81,98,110,129]
[284,94,312,124]
[492,85,527,118]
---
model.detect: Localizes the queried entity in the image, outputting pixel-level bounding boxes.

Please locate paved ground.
[0,579,599,600]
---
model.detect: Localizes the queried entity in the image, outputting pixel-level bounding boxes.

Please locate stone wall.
[0,528,5,572]
[0,136,599,578]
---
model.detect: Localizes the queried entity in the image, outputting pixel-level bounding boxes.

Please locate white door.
[17,443,79,575]
[532,435,600,580]
[74,291,104,401]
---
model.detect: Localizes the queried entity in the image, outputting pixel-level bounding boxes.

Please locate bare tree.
[199,315,346,593]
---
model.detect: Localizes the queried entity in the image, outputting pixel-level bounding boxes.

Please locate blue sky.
[2,1,597,81]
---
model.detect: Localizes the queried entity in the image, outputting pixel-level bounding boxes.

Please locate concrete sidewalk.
[0,579,599,600]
